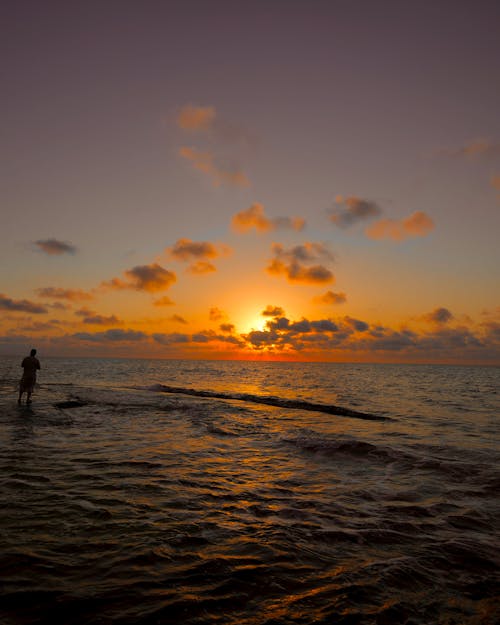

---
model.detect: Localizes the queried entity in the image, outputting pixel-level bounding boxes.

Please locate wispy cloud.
[313,290,347,305]
[34,238,77,255]
[231,203,305,234]
[179,147,250,188]
[366,211,435,241]
[153,296,175,307]
[329,196,382,228]
[209,307,226,322]
[267,243,335,285]
[102,264,176,293]
[0,293,48,314]
[441,139,500,160]
[177,105,216,131]
[168,314,188,325]
[36,287,94,301]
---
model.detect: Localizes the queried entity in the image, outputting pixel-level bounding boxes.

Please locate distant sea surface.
[1,357,499,624]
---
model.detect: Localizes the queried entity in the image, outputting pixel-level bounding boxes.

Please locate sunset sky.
[1,0,499,363]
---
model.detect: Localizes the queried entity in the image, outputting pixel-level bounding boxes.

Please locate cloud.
[344,316,369,332]
[179,146,250,188]
[153,296,175,307]
[75,308,123,325]
[168,238,230,274]
[34,238,77,255]
[153,332,191,345]
[267,243,335,285]
[329,196,382,228]
[219,323,235,333]
[231,203,305,234]
[366,211,435,241]
[73,329,147,342]
[169,238,220,261]
[103,264,176,293]
[169,314,188,324]
[36,287,94,301]
[177,105,216,131]
[262,305,285,317]
[0,293,48,314]
[422,307,454,324]
[313,290,347,306]
[443,139,500,160]
[209,307,226,322]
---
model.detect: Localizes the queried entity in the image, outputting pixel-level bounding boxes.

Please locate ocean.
[0,357,498,624]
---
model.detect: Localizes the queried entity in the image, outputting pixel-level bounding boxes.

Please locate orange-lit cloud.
[153,296,175,307]
[0,293,48,314]
[103,264,176,293]
[188,261,216,275]
[179,147,250,188]
[209,307,226,322]
[366,211,435,241]
[168,238,230,274]
[262,305,285,317]
[231,203,305,234]
[36,287,94,301]
[177,104,215,131]
[329,196,382,228]
[169,314,188,324]
[75,308,123,325]
[313,290,347,305]
[267,243,335,284]
[422,307,454,324]
[443,139,500,159]
[219,323,235,333]
[34,238,77,255]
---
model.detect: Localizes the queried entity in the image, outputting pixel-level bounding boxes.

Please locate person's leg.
[18,390,23,404]
[26,391,32,404]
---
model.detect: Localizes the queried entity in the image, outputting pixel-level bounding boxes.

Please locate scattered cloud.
[36,287,94,301]
[177,104,215,131]
[209,307,226,322]
[73,329,148,342]
[313,290,347,305]
[267,242,335,285]
[442,139,500,160]
[262,305,285,317]
[329,196,382,228]
[219,323,235,333]
[179,146,250,188]
[102,264,176,293]
[491,174,500,189]
[153,296,175,307]
[0,293,48,314]
[75,308,123,325]
[34,238,77,255]
[231,203,305,234]
[169,314,188,324]
[422,307,454,324]
[168,238,230,274]
[366,211,435,241]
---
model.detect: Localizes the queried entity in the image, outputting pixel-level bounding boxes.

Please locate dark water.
[0,358,499,624]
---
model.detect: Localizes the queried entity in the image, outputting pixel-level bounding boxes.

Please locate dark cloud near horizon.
[262,305,285,317]
[34,238,77,255]
[73,329,147,342]
[103,264,176,293]
[0,293,48,314]
[423,307,454,324]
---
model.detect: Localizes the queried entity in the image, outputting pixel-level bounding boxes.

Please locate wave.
[145,384,388,421]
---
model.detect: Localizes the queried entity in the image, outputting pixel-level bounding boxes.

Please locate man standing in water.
[18,348,41,405]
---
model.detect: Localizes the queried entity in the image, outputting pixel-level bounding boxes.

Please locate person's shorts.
[19,376,36,393]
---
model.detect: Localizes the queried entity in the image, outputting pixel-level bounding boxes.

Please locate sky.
[1,0,500,364]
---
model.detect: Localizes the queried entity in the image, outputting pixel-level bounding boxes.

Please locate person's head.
[30,348,37,357]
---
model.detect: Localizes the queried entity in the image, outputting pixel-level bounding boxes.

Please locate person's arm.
[37,360,41,370]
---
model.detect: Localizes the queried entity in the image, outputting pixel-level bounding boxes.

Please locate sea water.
[0,357,498,624]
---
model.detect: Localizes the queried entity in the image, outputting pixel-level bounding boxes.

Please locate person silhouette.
[18,348,41,405]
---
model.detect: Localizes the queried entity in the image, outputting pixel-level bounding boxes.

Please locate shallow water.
[1,358,499,624]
